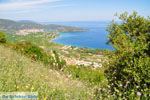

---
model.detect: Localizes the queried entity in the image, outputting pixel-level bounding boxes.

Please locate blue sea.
[42,21,114,50]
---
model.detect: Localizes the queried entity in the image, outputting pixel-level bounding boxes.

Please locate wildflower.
[126,81,130,84]
[26,86,29,88]
[102,88,105,91]
[136,85,139,88]
[43,98,47,100]
[31,87,34,90]
[107,85,110,88]
[52,89,55,91]
[137,92,142,96]
[119,84,123,87]
[16,86,19,89]
[98,88,102,91]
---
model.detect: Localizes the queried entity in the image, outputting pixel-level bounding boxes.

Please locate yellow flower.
[43,98,47,100]
[26,86,29,88]
[16,86,19,89]
[52,89,55,92]
[31,87,34,90]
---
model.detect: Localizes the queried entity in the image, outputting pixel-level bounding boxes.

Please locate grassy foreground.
[0,45,96,100]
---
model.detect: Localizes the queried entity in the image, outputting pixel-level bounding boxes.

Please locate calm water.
[42,21,113,50]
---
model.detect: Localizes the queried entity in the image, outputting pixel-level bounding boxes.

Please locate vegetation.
[4,30,104,83]
[104,12,150,99]
[5,31,106,69]
[53,50,66,70]
[0,45,94,100]
[0,31,105,99]
[1,11,149,100]
[66,65,105,86]
[5,31,62,49]
[0,31,6,43]
[14,42,46,61]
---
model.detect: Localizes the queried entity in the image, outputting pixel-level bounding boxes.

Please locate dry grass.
[0,45,94,100]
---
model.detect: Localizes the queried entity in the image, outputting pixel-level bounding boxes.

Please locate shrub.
[66,65,105,85]
[13,42,66,69]
[13,41,45,60]
[105,12,150,99]
[53,50,66,70]
[0,31,7,43]
[42,56,55,66]
[24,45,44,60]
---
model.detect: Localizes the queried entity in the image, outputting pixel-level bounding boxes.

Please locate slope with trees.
[104,11,150,99]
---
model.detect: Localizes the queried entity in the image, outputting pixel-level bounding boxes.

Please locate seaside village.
[16,29,44,35]
[16,29,104,69]
[50,45,105,69]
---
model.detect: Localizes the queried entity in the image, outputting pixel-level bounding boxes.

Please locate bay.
[42,21,114,50]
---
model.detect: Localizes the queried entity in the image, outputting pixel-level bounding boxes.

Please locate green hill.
[17,20,36,23]
[0,19,88,33]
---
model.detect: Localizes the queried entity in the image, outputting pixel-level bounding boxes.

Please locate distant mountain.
[0,19,88,33]
[17,20,36,24]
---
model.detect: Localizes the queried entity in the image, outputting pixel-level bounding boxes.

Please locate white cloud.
[0,0,62,8]
[0,0,71,14]
[0,4,71,14]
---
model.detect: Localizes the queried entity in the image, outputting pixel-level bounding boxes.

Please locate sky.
[0,0,150,22]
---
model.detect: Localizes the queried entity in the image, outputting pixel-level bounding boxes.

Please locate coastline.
[50,31,109,50]
[48,31,105,69]
[50,31,93,49]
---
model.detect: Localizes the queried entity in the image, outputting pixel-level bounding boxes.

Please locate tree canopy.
[105,12,150,99]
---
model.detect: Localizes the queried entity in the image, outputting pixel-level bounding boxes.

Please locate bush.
[0,31,7,43]
[105,12,150,99]
[24,45,44,60]
[53,50,66,70]
[66,65,105,85]
[13,41,45,60]
[13,42,66,69]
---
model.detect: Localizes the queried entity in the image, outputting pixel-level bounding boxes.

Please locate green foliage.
[0,31,6,43]
[0,46,92,100]
[66,65,105,85]
[11,41,66,70]
[105,11,150,99]
[42,56,55,66]
[53,50,66,70]
[5,31,61,49]
[14,41,45,61]
[24,45,44,60]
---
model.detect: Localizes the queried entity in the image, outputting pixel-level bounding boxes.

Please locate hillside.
[0,45,94,99]
[0,19,88,33]
[17,20,36,23]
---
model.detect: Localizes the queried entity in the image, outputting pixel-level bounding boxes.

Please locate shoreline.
[50,31,110,50]
[49,32,105,69]
[50,32,95,50]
